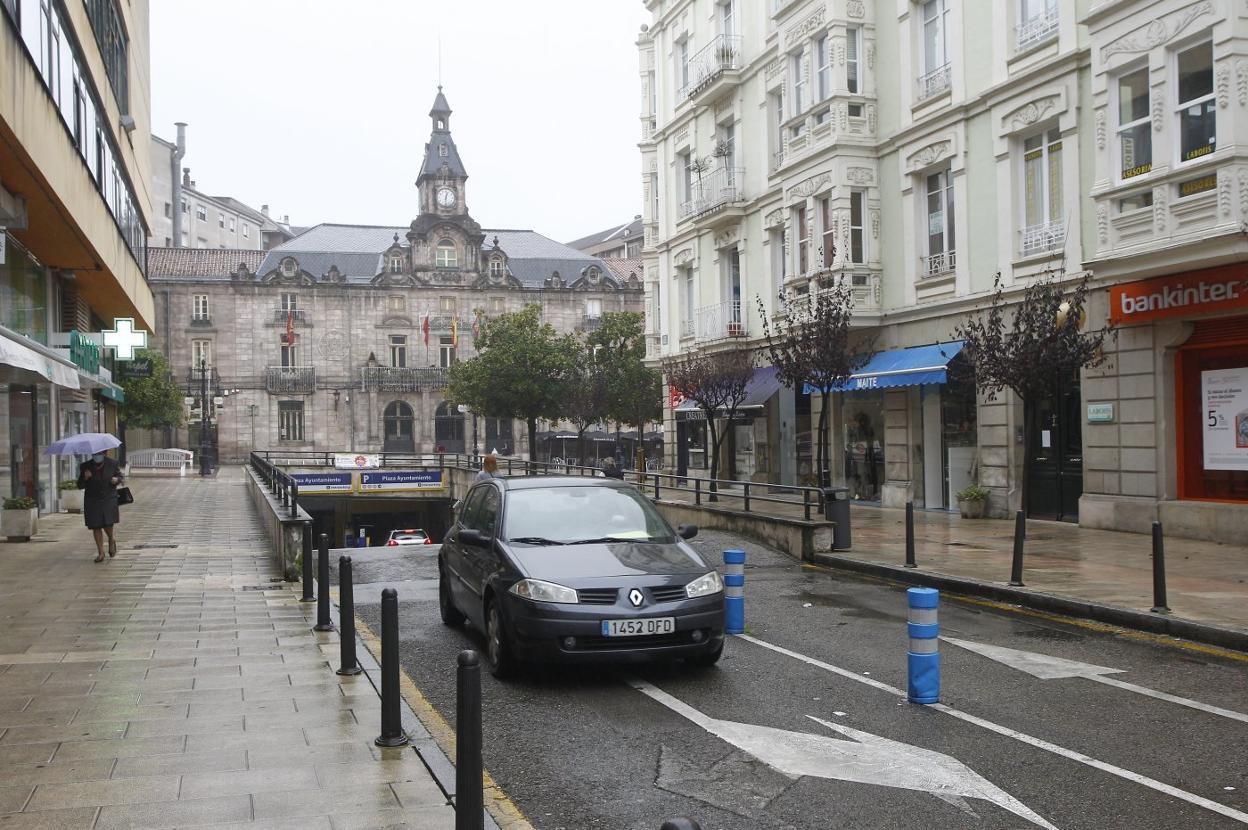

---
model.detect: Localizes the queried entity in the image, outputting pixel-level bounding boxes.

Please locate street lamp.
[198,358,211,477]
[456,403,478,461]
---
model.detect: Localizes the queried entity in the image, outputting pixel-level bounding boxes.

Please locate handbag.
[116,486,134,506]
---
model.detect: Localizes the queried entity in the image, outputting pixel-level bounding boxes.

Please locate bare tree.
[954,270,1115,513]
[664,349,755,499]
[758,281,874,488]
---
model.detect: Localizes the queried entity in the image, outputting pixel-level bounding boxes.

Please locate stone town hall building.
[144,90,642,462]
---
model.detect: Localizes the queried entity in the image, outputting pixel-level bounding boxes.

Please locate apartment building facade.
[641,0,1248,543]
[1,0,154,511]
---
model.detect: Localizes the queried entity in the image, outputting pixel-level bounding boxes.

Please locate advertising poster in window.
[1201,368,1248,471]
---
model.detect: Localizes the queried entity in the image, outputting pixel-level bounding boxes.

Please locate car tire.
[687,642,723,668]
[485,600,516,679]
[439,565,465,627]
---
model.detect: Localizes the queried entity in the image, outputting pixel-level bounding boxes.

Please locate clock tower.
[408,87,484,283]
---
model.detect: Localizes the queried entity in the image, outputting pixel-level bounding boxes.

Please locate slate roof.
[248,224,619,288]
[566,216,644,252]
[602,257,643,285]
[147,248,267,280]
[419,88,468,183]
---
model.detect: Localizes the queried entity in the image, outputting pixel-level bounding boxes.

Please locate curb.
[813,553,1248,654]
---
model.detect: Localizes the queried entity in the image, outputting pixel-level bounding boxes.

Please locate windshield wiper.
[507,536,567,546]
[565,536,661,545]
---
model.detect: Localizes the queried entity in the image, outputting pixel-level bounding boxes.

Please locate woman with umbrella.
[50,433,124,562]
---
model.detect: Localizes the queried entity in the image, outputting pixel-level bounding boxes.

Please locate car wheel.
[439,565,465,627]
[687,642,723,669]
[484,600,516,679]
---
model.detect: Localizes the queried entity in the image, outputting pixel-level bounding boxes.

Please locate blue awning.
[676,366,781,414]
[804,341,965,393]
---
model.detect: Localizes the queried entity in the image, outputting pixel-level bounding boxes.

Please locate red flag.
[285,308,296,345]
[422,315,430,346]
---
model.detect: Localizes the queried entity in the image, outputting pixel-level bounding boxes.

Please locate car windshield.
[502,485,674,544]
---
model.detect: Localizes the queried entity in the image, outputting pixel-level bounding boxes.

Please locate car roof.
[495,476,628,491]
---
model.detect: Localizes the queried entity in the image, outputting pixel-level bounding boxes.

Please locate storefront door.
[843,391,885,502]
[8,385,36,500]
[1027,375,1082,522]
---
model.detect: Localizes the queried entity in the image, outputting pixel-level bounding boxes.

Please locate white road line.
[736,633,1248,826]
[1088,675,1248,724]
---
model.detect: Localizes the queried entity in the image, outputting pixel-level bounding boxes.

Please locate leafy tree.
[953,271,1115,513]
[664,349,754,498]
[117,349,184,430]
[757,282,874,488]
[588,312,663,465]
[562,346,609,467]
[447,305,575,467]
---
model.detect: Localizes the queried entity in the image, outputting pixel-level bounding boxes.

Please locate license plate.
[601,617,676,637]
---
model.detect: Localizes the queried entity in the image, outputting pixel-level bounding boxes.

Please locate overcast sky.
[150,1,648,244]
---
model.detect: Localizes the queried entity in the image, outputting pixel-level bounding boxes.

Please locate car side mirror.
[459,528,488,547]
[677,524,698,540]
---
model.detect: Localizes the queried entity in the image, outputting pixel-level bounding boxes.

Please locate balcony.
[679,167,745,223]
[360,366,448,393]
[695,300,747,342]
[581,315,604,332]
[921,250,957,278]
[265,366,315,394]
[1016,8,1058,50]
[680,34,743,105]
[272,308,307,323]
[916,63,951,101]
[680,319,695,339]
[1019,219,1065,258]
[190,315,213,327]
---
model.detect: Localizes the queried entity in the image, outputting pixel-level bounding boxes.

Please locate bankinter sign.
[1109,266,1248,326]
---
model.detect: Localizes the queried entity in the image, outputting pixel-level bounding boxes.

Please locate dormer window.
[436,239,458,268]
[389,254,404,274]
[586,266,601,284]
[489,258,504,279]
[280,257,297,277]
[439,143,449,157]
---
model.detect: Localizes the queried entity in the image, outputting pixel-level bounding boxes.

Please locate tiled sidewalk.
[0,469,453,829]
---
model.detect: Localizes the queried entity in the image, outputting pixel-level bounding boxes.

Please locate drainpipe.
[171,123,187,247]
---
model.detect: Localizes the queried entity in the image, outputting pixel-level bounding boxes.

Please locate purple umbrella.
[44,432,122,456]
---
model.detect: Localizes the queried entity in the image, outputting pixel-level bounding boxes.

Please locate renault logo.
[628,588,645,607]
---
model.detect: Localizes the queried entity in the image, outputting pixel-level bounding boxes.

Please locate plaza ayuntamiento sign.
[1109,265,1248,326]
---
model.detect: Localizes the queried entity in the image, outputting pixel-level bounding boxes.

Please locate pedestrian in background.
[475,453,499,483]
[78,451,123,562]
[602,458,625,480]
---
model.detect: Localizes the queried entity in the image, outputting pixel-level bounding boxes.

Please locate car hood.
[505,540,707,580]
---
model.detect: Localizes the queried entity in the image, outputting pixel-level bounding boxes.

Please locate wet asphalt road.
[344,532,1248,830]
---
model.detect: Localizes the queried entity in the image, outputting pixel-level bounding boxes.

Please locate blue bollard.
[906,587,940,704]
[723,549,745,635]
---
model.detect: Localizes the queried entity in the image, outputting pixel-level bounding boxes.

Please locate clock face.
[436,187,456,208]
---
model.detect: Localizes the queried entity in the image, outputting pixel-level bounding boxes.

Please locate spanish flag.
[451,317,459,348]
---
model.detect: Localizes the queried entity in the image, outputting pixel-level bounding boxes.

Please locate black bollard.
[300,528,314,603]
[1008,510,1026,587]
[456,650,484,830]
[375,588,408,747]
[1151,521,1171,614]
[336,556,362,676]
[660,820,703,830]
[314,533,333,632]
[904,501,917,568]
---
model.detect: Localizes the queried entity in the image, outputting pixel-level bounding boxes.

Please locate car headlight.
[685,570,724,598]
[509,579,579,604]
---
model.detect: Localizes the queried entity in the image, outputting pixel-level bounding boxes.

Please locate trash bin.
[822,488,851,550]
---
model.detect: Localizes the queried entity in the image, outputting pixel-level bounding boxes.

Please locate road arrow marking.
[944,637,1248,724]
[736,633,1248,825]
[627,676,1059,830]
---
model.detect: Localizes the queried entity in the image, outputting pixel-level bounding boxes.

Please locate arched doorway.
[434,401,465,453]
[485,417,514,456]
[383,401,415,453]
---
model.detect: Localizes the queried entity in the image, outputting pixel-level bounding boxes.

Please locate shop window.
[687,420,708,470]
[1176,319,1248,502]
[1176,41,1215,164]
[844,392,885,501]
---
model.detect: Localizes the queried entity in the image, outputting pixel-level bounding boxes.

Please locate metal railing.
[273,308,306,323]
[1019,218,1065,257]
[1016,6,1058,49]
[680,33,743,99]
[696,299,746,342]
[250,451,301,519]
[916,63,951,100]
[581,315,604,332]
[360,366,448,393]
[266,366,315,394]
[679,167,744,220]
[921,250,956,278]
[680,319,695,339]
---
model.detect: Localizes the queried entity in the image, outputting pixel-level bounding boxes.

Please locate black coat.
[78,458,123,529]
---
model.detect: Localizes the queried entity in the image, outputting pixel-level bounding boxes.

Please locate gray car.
[439,476,725,677]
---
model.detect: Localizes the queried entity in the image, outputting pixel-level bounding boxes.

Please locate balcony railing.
[696,300,747,342]
[1016,7,1059,50]
[921,250,957,278]
[680,167,745,220]
[360,366,448,393]
[273,308,306,323]
[1019,219,1065,257]
[190,315,212,326]
[680,319,696,339]
[581,315,604,332]
[917,63,951,100]
[680,34,743,100]
[265,366,315,394]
